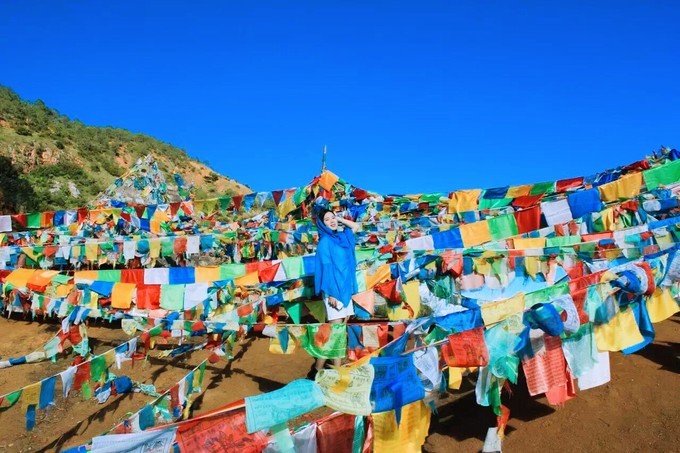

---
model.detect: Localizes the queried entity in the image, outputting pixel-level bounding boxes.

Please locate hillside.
[0,85,251,213]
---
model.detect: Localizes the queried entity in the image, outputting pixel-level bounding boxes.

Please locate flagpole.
[321,145,327,173]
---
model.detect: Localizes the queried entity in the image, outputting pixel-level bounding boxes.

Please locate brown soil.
[0,316,677,452]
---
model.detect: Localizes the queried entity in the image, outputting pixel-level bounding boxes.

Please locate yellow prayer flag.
[103,349,116,368]
[318,171,340,191]
[506,184,532,198]
[481,293,525,326]
[111,282,136,309]
[22,382,41,410]
[234,271,259,287]
[599,208,616,231]
[524,256,540,279]
[5,269,36,288]
[459,220,492,247]
[27,270,59,289]
[373,401,431,453]
[149,239,161,258]
[74,270,99,281]
[594,307,645,351]
[512,237,546,250]
[85,242,99,261]
[646,288,680,323]
[150,219,162,235]
[597,172,642,202]
[473,257,492,275]
[152,208,170,222]
[269,336,298,354]
[364,264,392,290]
[386,280,421,321]
[448,367,464,390]
[195,266,221,283]
[56,284,74,298]
[277,197,296,218]
[448,189,481,213]
[89,293,99,310]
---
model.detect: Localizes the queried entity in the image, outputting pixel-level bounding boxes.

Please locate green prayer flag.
[420,193,444,204]
[293,187,307,205]
[592,213,606,233]
[489,379,502,416]
[281,256,304,279]
[478,197,512,210]
[305,300,327,323]
[284,301,303,324]
[546,235,582,247]
[197,361,207,388]
[355,247,375,263]
[161,238,174,257]
[51,274,72,285]
[578,242,596,254]
[352,415,366,453]
[220,264,246,280]
[301,324,347,359]
[219,196,232,212]
[90,355,108,384]
[488,214,519,240]
[98,270,121,282]
[160,284,185,311]
[643,159,680,190]
[26,213,41,229]
[424,326,450,343]
[0,390,22,412]
[82,380,92,400]
[524,282,570,308]
[529,181,555,196]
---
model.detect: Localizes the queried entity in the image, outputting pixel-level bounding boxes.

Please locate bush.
[16,126,32,136]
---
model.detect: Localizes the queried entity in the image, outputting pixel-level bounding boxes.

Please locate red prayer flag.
[555,177,584,193]
[258,262,280,283]
[514,205,541,234]
[316,413,356,453]
[121,269,145,285]
[136,285,161,310]
[443,327,489,367]
[175,406,269,453]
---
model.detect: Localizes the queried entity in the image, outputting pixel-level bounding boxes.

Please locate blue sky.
[1,1,678,195]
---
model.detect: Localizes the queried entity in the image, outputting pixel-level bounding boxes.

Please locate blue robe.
[314,224,358,307]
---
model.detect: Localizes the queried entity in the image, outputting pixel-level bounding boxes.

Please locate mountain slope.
[0,85,250,213]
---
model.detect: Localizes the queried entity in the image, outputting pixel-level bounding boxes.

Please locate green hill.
[0,85,250,213]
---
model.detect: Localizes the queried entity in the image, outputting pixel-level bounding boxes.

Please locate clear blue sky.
[1,1,678,195]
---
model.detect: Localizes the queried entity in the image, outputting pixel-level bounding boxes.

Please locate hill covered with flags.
[0,146,678,452]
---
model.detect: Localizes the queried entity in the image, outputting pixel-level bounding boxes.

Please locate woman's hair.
[316,208,334,226]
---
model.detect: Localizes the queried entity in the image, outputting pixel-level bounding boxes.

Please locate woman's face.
[323,212,338,230]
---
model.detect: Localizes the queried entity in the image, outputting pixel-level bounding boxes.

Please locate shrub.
[16,126,32,136]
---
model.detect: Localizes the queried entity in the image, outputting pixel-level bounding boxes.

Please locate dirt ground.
[0,315,677,452]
